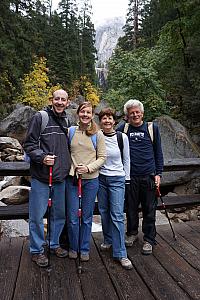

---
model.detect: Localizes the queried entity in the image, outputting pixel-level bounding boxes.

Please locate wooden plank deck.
[0,221,200,300]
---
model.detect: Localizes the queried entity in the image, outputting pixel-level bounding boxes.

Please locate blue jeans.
[66,176,99,254]
[29,178,66,254]
[98,174,127,258]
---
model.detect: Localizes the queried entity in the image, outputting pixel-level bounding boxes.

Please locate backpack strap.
[123,122,129,134]
[64,116,70,128]
[69,126,97,150]
[68,126,77,144]
[24,110,49,162]
[91,133,97,150]
[147,122,154,143]
[116,131,123,162]
[39,110,49,134]
[123,121,154,143]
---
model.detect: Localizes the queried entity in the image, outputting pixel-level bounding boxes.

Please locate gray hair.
[124,99,144,115]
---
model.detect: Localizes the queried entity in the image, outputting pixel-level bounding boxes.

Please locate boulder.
[156,115,200,159]
[0,201,29,237]
[0,104,36,143]
[156,115,200,186]
[65,108,78,126]
[0,176,21,191]
[0,137,23,162]
[0,137,22,151]
[0,185,30,204]
[0,104,79,142]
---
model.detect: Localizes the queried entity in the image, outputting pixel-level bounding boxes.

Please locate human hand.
[43,155,57,166]
[155,175,161,187]
[76,164,88,174]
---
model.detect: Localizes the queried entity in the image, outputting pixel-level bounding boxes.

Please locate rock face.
[95,17,125,88]
[95,17,125,66]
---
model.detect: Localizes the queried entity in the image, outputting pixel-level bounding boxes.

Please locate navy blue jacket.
[117,121,163,177]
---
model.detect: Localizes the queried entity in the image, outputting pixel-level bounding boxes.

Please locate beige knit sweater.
[69,127,107,179]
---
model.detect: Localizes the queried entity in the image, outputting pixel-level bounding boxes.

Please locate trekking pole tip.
[46,266,52,275]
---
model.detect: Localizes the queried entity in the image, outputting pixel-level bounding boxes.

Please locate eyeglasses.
[53,97,67,102]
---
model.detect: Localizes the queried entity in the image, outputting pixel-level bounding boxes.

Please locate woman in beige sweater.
[66,102,106,261]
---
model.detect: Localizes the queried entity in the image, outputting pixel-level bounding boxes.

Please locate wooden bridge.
[1,220,200,300]
[0,159,200,299]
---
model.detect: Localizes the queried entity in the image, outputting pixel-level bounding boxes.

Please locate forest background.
[0,0,200,137]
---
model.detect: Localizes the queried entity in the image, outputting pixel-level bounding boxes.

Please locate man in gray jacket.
[24,89,71,267]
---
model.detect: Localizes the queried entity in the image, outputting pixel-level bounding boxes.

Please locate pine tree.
[118,0,150,51]
[0,0,35,109]
[79,0,96,81]
[47,0,80,86]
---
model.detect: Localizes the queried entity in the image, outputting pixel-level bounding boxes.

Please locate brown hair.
[98,107,116,121]
[77,102,98,136]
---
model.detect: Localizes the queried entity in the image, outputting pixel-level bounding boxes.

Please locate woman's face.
[100,115,115,132]
[78,105,93,126]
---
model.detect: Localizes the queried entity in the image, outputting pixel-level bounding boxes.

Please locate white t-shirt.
[99,132,130,180]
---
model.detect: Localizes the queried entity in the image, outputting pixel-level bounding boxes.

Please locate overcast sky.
[52,0,128,26]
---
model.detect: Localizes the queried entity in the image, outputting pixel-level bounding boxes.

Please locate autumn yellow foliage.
[18,57,62,110]
[71,76,100,107]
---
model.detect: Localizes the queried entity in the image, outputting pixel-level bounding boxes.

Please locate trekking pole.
[77,174,82,274]
[47,165,53,268]
[156,186,177,240]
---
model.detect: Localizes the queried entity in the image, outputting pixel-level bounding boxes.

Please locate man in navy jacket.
[117,99,163,255]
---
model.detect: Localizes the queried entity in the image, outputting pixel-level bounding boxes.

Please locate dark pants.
[125,175,157,245]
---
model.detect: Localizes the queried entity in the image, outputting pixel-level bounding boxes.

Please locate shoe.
[50,247,68,258]
[141,241,152,255]
[31,253,48,267]
[69,250,78,259]
[80,253,89,262]
[125,234,138,247]
[100,243,112,251]
[120,258,133,270]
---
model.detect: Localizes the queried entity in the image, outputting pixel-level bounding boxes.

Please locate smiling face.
[51,89,69,114]
[100,115,115,133]
[78,104,93,127]
[127,106,144,127]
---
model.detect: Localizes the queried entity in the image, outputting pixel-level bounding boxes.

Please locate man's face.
[51,90,69,114]
[127,106,143,127]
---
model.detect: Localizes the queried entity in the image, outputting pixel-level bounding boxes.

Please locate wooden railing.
[1,158,200,176]
[0,158,200,220]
